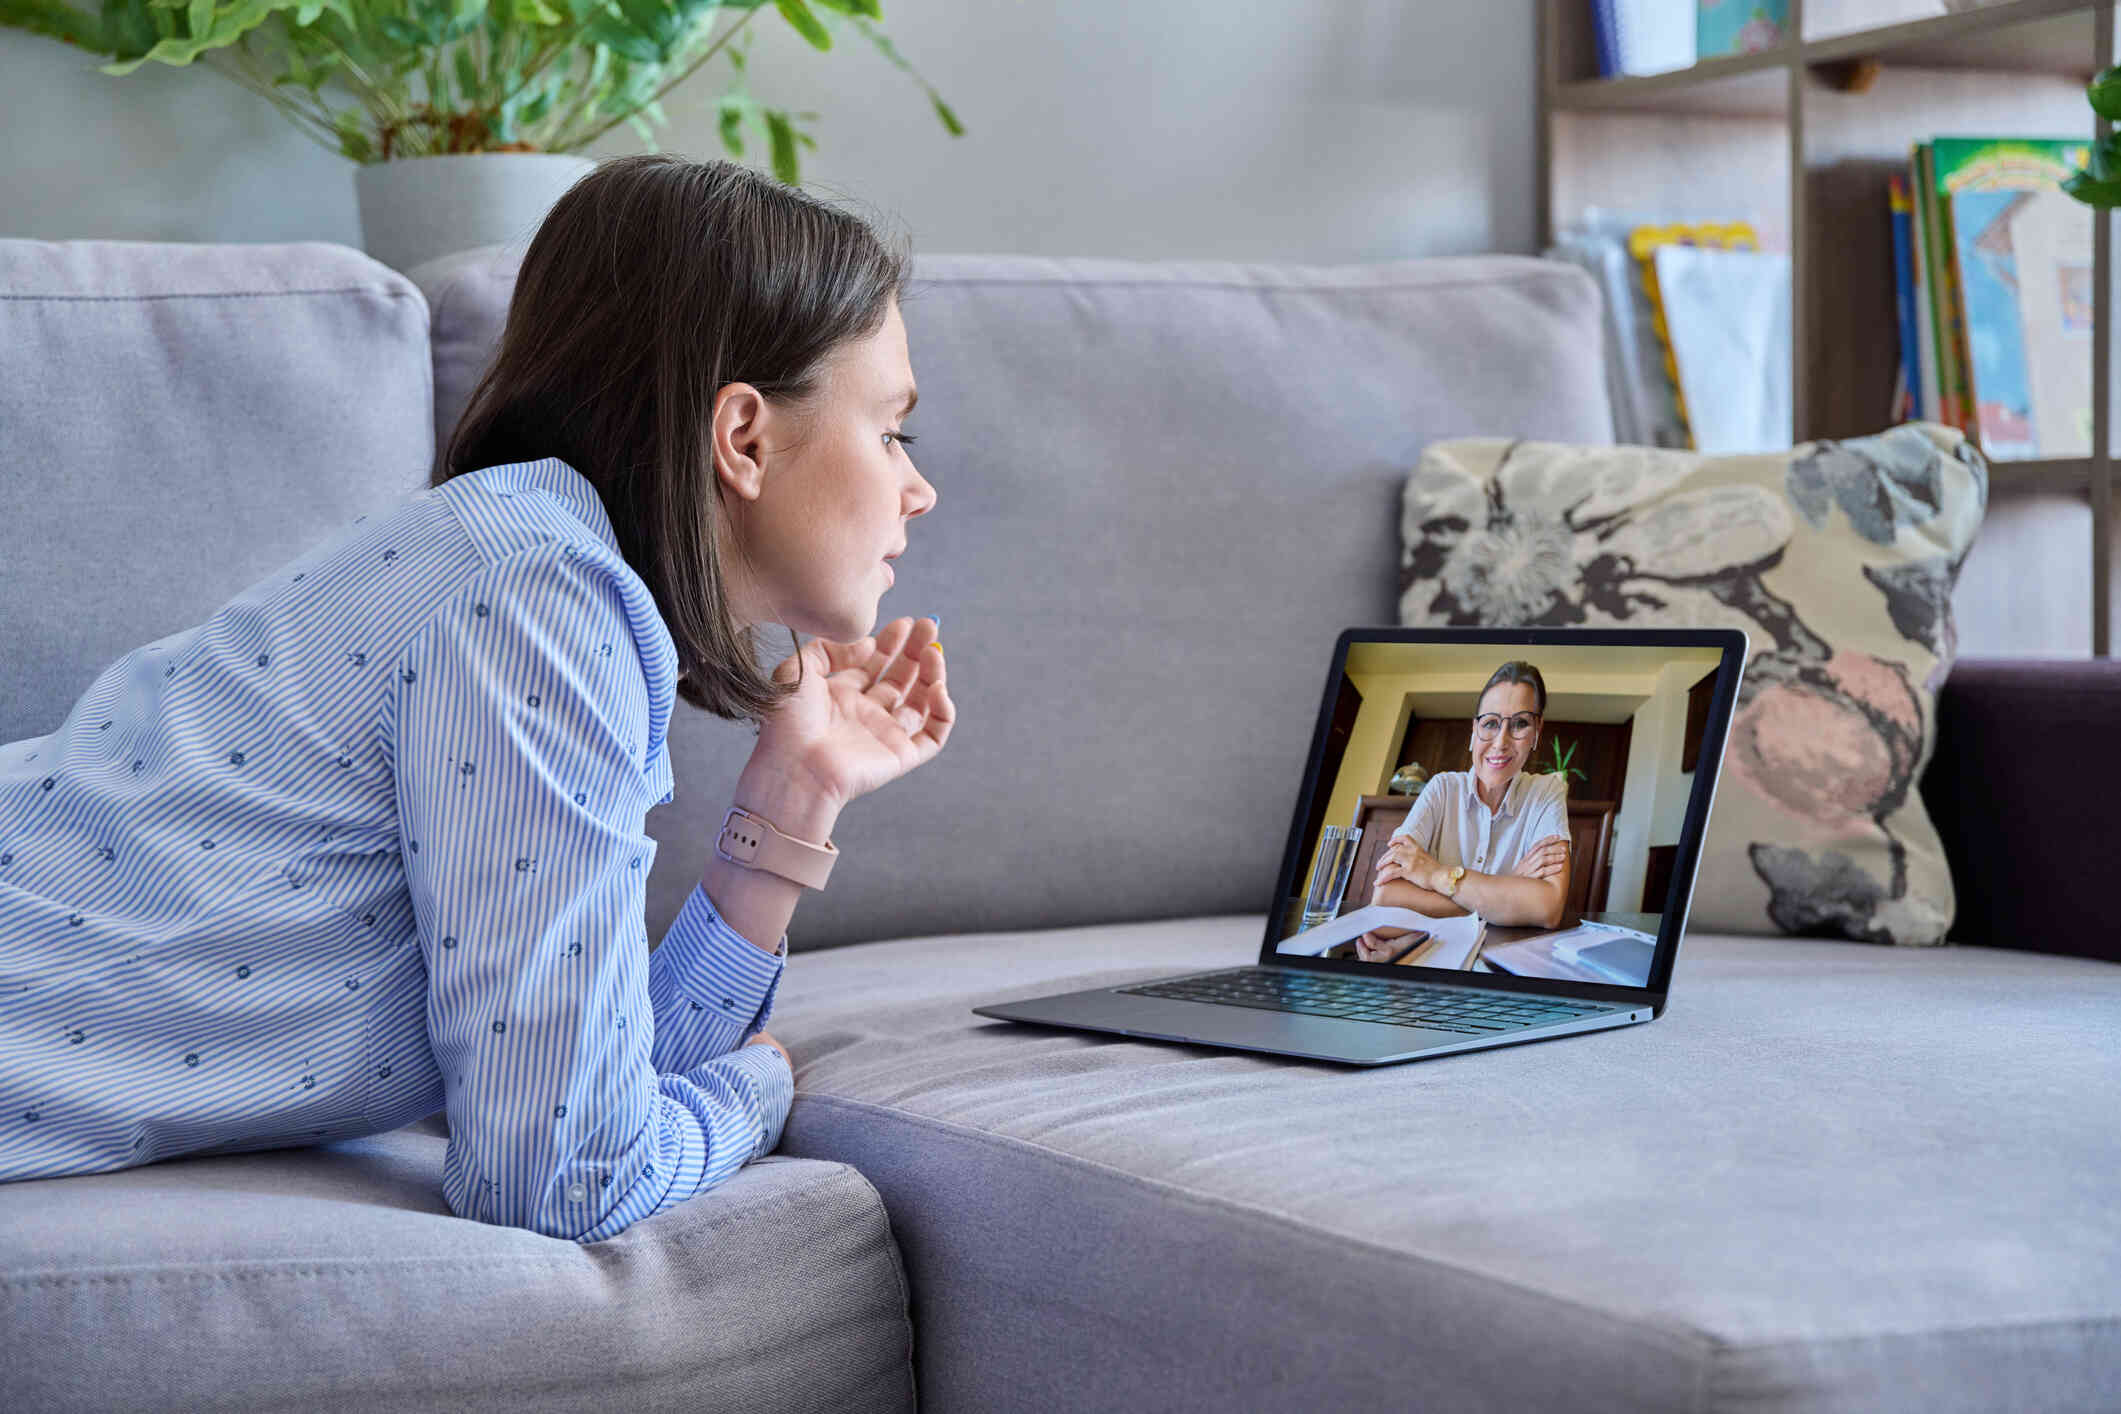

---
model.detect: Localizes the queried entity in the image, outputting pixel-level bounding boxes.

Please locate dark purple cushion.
[1921,658,2121,963]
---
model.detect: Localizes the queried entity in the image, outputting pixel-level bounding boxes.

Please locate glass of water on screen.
[1301,825,1363,931]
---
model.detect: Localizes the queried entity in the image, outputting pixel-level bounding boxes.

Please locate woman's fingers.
[865,617,941,706]
[880,632,951,749]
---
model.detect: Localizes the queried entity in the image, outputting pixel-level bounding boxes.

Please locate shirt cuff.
[656,880,787,1031]
[712,1040,796,1159]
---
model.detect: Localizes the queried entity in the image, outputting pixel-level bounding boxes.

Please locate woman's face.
[712,298,937,641]
[1469,680,1541,793]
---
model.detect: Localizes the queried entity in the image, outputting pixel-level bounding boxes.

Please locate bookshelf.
[1537,0,2117,658]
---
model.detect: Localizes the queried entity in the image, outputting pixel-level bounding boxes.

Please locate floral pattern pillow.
[1397,422,1989,946]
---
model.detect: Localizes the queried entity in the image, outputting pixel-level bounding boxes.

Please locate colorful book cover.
[1908,149,1940,425]
[1697,1,1789,59]
[1592,0,1620,77]
[1888,172,1920,423]
[1917,143,1974,436]
[1627,221,1761,450]
[1932,136,2094,459]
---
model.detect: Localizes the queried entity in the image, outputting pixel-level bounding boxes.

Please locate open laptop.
[973,626,1749,1065]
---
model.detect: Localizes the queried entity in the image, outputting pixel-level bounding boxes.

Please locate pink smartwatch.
[715,805,839,890]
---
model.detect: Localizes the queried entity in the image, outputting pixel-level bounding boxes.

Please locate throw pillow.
[1396,422,1989,946]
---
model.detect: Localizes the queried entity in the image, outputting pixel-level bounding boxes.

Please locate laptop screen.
[1266,631,1742,994]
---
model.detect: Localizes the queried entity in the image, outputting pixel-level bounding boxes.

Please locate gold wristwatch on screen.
[1439,865,1466,898]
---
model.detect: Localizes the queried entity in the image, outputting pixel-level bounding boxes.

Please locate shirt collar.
[485,457,625,560]
[1473,771,1530,818]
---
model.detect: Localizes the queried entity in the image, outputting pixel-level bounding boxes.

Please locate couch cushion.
[0,239,435,747]
[0,1126,913,1413]
[408,246,1618,950]
[770,916,2120,1413]
[1399,424,1988,947]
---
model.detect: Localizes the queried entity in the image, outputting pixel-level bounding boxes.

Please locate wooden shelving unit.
[1537,0,2116,658]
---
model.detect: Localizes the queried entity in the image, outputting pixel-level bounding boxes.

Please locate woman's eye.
[885,430,918,450]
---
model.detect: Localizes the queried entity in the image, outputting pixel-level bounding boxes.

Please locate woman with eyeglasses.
[1354,660,1572,962]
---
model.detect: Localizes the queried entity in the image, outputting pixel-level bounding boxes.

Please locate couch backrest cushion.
[412,248,1614,946]
[0,240,433,744]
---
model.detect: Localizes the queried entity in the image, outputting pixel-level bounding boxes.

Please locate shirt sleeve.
[1521,775,1572,871]
[1540,774,1571,840]
[1394,776,1447,855]
[386,540,794,1244]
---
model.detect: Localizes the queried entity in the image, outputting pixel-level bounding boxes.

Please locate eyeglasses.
[1473,712,1540,741]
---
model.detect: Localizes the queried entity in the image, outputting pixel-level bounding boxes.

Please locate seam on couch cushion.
[1712,1311,2121,1353]
[1,1255,585,1290]
[0,288,422,304]
[902,270,1589,298]
[792,1090,1720,1361]
[831,1161,921,1410]
[0,1157,881,1284]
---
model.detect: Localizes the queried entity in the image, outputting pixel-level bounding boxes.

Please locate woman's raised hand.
[754,615,954,809]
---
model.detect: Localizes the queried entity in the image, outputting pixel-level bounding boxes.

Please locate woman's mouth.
[881,559,895,585]
[1483,753,1512,768]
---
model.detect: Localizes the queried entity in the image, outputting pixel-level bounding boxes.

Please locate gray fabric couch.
[2,237,2115,1413]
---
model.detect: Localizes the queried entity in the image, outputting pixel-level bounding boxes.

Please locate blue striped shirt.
[0,457,794,1243]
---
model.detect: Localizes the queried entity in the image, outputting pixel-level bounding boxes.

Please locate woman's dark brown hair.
[1478,660,1548,717]
[436,153,912,724]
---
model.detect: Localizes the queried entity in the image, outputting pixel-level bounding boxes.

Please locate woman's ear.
[712,382,769,502]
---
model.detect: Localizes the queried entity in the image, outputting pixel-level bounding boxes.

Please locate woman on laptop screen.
[1355,660,1571,963]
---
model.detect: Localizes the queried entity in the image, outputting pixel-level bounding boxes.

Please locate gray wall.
[0,1,1536,262]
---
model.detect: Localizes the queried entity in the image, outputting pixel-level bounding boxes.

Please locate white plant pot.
[354,153,597,274]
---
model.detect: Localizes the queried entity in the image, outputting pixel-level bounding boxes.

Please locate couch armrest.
[1919,658,2121,963]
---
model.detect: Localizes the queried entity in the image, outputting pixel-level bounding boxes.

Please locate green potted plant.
[1540,735,1588,786]
[3,0,961,270]
[2064,65,2121,208]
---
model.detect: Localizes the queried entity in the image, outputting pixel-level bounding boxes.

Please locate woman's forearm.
[1451,871,1564,928]
[699,752,845,955]
[1372,877,1470,919]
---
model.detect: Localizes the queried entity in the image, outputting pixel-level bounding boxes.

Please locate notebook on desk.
[973,626,1748,1066]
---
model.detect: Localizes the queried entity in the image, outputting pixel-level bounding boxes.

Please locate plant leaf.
[613,0,679,55]
[2061,168,2121,208]
[102,0,164,54]
[1,0,114,53]
[98,0,300,71]
[808,0,877,15]
[716,93,746,155]
[847,13,960,136]
[2089,65,2121,123]
[773,0,828,50]
[582,9,658,62]
[763,105,799,182]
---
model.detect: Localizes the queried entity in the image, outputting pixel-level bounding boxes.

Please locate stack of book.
[1891,137,2095,461]
[1546,211,1791,454]
[1589,0,1789,78]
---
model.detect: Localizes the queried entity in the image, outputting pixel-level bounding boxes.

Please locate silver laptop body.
[974,626,1749,1066]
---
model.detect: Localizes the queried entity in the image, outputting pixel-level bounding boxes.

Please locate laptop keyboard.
[1117,968,1608,1034]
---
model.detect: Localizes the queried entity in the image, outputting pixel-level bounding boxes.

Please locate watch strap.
[715,805,838,890]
